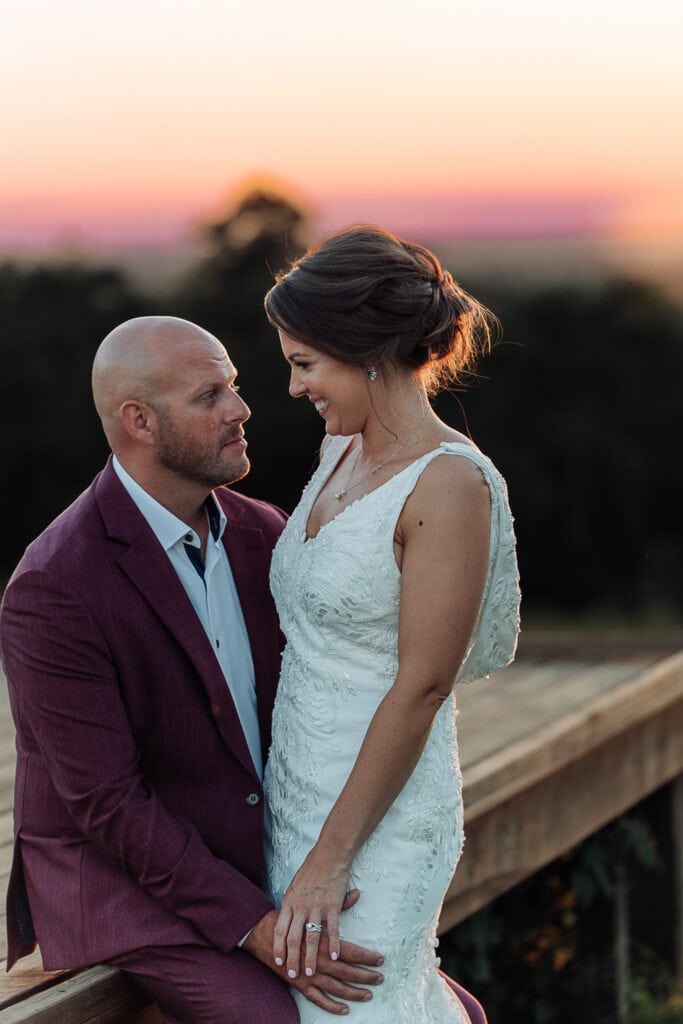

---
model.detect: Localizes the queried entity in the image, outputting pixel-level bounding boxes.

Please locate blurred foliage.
[1,188,681,621]
[450,278,683,616]
[440,791,681,1024]
[0,262,150,570]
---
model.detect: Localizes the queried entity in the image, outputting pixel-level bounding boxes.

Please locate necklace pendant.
[334,490,346,500]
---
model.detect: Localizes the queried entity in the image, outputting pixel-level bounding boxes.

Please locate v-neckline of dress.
[302,438,474,544]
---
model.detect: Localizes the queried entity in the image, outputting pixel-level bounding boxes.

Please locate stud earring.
[367,367,378,381]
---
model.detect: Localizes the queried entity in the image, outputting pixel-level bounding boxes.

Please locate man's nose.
[225,392,251,422]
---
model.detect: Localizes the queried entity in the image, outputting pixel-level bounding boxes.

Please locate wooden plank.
[0,749,17,771]
[0,814,13,844]
[457,656,661,767]
[440,653,683,929]
[0,952,67,1010]
[461,650,683,818]
[0,966,163,1024]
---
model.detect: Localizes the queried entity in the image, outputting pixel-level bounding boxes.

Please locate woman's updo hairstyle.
[265,224,496,393]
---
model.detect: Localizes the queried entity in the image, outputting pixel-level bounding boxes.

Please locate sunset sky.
[2,0,682,246]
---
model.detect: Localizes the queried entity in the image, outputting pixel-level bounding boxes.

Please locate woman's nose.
[289,370,306,398]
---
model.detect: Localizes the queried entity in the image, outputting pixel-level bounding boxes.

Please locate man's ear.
[119,400,158,446]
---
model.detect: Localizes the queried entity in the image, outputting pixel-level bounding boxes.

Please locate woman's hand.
[274,845,353,979]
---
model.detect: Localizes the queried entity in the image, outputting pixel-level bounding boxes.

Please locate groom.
[0,316,384,1023]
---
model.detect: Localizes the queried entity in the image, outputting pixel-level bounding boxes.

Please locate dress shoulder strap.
[388,441,505,513]
[418,441,503,494]
[317,434,353,474]
[393,442,520,684]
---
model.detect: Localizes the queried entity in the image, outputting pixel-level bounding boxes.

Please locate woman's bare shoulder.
[421,447,490,500]
[398,447,491,547]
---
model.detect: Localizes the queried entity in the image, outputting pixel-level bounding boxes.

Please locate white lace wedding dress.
[264,437,520,1023]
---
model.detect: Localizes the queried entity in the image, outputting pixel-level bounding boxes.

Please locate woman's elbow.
[410,677,455,713]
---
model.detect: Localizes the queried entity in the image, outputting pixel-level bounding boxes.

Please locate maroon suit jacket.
[0,459,287,971]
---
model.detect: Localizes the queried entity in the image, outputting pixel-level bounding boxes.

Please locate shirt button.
[184,533,193,542]
[216,638,221,649]
[246,793,260,806]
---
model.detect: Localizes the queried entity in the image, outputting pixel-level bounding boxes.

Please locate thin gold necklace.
[334,411,429,501]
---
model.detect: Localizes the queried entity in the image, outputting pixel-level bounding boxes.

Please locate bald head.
[92,316,227,448]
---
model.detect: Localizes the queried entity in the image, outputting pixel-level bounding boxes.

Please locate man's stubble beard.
[156,418,250,490]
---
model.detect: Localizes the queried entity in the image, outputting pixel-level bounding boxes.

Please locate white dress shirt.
[113,457,263,779]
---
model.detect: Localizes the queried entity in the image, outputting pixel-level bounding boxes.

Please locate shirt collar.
[112,456,226,552]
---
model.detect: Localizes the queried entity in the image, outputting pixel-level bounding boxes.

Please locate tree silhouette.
[0,262,150,577]
[1,193,681,618]
[174,188,317,513]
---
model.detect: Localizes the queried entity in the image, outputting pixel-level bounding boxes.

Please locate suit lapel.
[95,462,259,782]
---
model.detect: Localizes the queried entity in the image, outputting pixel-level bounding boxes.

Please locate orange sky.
[2,0,682,245]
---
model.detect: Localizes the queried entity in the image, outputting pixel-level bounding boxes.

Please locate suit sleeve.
[0,568,272,953]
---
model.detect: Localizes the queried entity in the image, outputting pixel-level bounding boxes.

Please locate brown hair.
[265,224,496,392]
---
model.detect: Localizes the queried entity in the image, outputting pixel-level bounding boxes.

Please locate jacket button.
[246,793,260,806]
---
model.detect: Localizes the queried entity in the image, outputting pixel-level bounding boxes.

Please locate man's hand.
[243,909,384,1016]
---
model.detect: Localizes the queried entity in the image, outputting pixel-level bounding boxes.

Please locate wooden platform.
[1,633,682,1021]
[444,634,683,929]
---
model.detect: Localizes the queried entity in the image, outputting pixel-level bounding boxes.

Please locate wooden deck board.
[456,655,661,767]
[0,965,163,1023]
[444,647,683,928]
[0,952,66,1009]
[0,636,682,1018]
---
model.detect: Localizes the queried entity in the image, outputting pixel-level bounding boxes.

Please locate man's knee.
[154,983,298,1024]
[110,943,298,1024]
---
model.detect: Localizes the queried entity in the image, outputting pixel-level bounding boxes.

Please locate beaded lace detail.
[265,436,520,1022]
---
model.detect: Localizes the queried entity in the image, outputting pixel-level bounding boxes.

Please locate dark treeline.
[1,191,681,619]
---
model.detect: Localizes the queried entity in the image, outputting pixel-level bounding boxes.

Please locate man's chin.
[218,455,250,487]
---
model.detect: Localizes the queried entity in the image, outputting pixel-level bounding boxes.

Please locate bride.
[262,225,520,1022]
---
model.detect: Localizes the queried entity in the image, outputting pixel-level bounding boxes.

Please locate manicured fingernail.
[363,992,372,1001]
[275,957,283,966]
[305,967,313,976]
[331,951,338,960]
[376,957,384,966]
[374,975,384,985]
[288,969,297,978]
[341,1009,349,1016]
